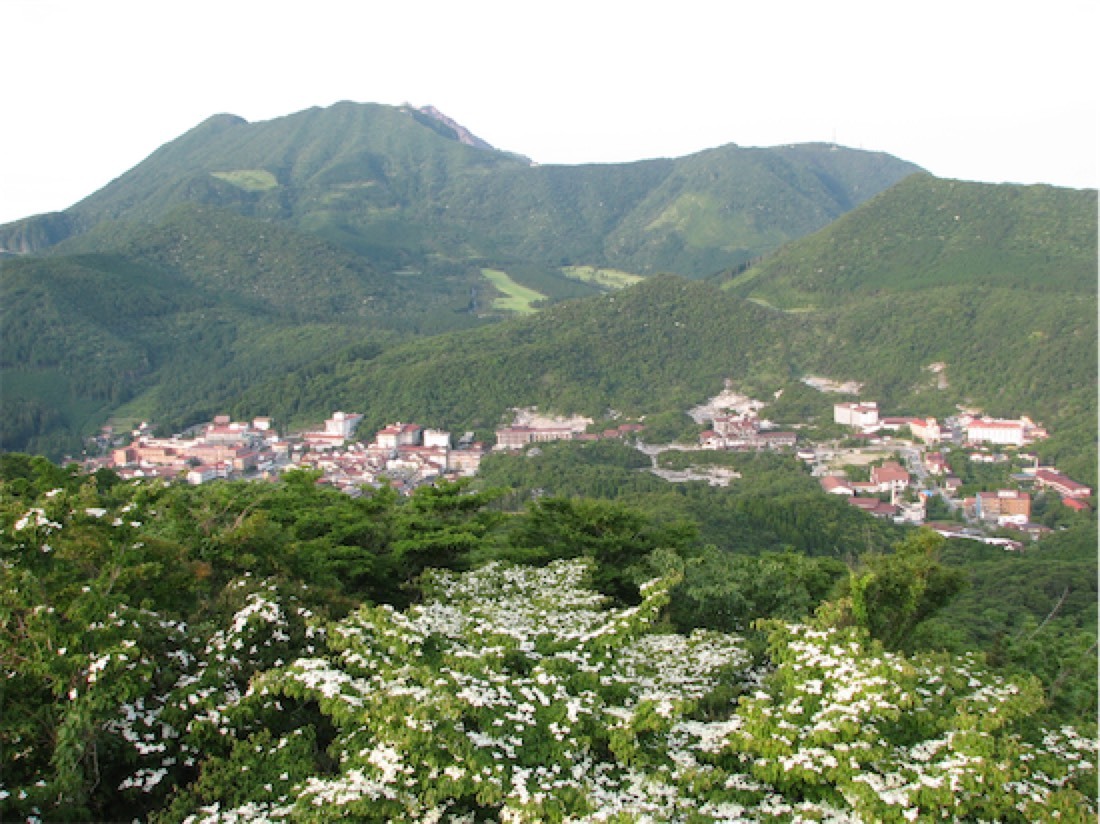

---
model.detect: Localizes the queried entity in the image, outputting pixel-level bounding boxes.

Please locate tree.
[833,529,967,650]
[150,562,1097,822]
[499,496,697,603]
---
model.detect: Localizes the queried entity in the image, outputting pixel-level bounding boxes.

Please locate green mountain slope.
[218,177,1098,445]
[229,276,809,433]
[0,101,920,279]
[0,204,492,455]
[724,175,1097,308]
[713,175,1097,481]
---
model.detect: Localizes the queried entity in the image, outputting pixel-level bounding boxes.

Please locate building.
[712,414,759,438]
[909,418,942,444]
[820,476,853,496]
[965,416,1046,447]
[325,412,364,439]
[878,416,940,442]
[847,497,898,519]
[924,452,948,475]
[974,490,1031,523]
[1033,469,1092,499]
[423,429,452,449]
[186,463,230,485]
[376,422,423,450]
[834,402,879,429]
[494,425,576,450]
[870,461,910,494]
[448,443,488,476]
[756,431,798,450]
[1062,498,1091,513]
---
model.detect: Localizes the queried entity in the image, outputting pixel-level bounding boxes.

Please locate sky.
[1,0,1096,224]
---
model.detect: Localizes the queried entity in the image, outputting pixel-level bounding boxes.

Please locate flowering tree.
[157,563,1094,822]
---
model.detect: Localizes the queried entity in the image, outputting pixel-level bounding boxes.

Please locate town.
[80,386,1092,549]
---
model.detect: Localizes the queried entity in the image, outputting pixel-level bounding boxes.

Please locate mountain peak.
[412,105,496,152]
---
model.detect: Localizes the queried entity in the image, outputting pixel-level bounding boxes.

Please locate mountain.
[230,257,1095,446]
[0,202,493,456]
[1,101,925,456]
[414,104,502,153]
[0,101,920,277]
[720,175,1097,468]
[5,103,1094,469]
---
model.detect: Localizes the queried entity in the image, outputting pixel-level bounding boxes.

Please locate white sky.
[1,0,1096,224]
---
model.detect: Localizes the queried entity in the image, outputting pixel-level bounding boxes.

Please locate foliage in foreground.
[1,464,1096,822]
[3,548,1096,820]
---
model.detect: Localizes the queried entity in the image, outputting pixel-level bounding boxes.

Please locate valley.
[0,100,1095,823]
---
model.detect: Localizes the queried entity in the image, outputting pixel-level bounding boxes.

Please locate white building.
[423,429,452,449]
[966,419,1025,446]
[376,422,423,450]
[834,402,879,429]
[325,412,364,438]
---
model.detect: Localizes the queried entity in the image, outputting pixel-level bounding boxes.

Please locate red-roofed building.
[820,476,853,496]
[847,497,898,519]
[924,452,949,475]
[870,461,910,494]
[376,422,423,450]
[1033,469,1092,499]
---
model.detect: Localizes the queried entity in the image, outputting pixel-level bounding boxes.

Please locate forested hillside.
[0,102,922,457]
[0,204,490,456]
[723,175,1099,483]
[227,268,1097,487]
[724,175,1097,307]
[0,102,918,276]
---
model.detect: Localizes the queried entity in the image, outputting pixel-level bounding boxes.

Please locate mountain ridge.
[0,100,922,270]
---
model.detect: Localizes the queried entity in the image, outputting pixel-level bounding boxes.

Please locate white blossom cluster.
[724,623,1098,821]
[202,561,1095,822]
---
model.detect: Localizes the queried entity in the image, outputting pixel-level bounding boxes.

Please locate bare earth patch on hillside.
[687,389,766,424]
[510,407,593,431]
[801,375,864,394]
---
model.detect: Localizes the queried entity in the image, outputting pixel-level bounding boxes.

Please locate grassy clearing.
[746,297,817,314]
[481,268,546,314]
[561,265,644,290]
[210,169,279,192]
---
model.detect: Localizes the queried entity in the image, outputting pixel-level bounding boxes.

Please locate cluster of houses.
[88,409,656,495]
[818,400,1092,536]
[698,412,798,451]
[819,461,924,523]
[85,413,491,494]
[298,421,490,494]
[95,415,284,483]
[83,390,1092,547]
